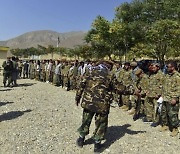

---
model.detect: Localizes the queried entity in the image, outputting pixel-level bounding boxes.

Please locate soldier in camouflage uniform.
[61,61,70,89]
[68,61,79,90]
[143,62,164,126]
[128,62,139,115]
[160,61,180,136]
[118,62,133,111]
[133,69,148,121]
[29,60,35,79]
[40,60,46,82]
[2,57,13,87]
[111,62,122,107]
[75,61,125,152]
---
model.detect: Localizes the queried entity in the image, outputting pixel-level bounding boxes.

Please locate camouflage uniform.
[68,65,79,90]
[161,71,180,129]
[29,62,35,79]
[136,72,148,116]
[61,63,70,88]
[40,62,46,82]
[2,60,13,87]
[117,69,133,110]
[111,66,122,107]
[145,70,163,122]
[75,64,125,143]
[11,59,18,86]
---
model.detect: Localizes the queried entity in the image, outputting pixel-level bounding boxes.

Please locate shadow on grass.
[84,124,146,153]
[16,83,36,87]
[0,101,14,107]
[0,109,32,122]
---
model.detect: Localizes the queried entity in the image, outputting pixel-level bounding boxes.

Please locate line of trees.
[10,44,92,60]
[11,0,180,64]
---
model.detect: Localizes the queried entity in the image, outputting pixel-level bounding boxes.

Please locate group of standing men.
[2,56,18,87]
[75,60,180,153]
[1,57,180,153]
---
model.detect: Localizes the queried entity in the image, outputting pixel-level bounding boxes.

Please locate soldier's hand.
[171,98,177,105]
[134,90,140,96]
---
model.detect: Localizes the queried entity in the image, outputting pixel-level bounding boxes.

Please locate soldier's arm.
[172,73,180,102]
[2,61,6,68]
[75,77,87,105]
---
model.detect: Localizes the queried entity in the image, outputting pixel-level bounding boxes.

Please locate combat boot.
[76,136,85,148]
[120,105,126,109]
[123,106,129,111]
[128,108,135,115]
[159,125,168,132]
[170,128,179,137]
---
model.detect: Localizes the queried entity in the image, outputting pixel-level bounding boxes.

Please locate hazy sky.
[0,0,131,40]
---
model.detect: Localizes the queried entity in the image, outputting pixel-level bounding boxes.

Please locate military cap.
[130,61,138,67]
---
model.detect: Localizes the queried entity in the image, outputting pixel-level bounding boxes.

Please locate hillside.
[0,30,87,49]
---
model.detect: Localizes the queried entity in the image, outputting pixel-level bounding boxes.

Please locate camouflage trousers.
[161,101,179,128]
[130,95,137,109]
[144,97,159,122]
[113,92,122,107]
[122,95,130,108]
[69,77,78,90]
[29,71,35,79]
[53,74,60,86]
[3,72,12,86]
[40,71,46,82]
[77,109,108,142]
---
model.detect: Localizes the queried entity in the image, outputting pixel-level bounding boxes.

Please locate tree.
[146,19,180,64]
[46,45,55,59]
[85,16,113,59]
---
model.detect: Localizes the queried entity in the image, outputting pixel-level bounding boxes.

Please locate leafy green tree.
[46,45,55,59]
[37,45,47,55]
[146,19,180,63]
[85,16,113,59]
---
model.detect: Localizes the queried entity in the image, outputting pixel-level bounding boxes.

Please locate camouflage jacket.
[75,64,125,114]
[61,65,70,76]
[117,69,134,95]
[2,60,13,73]
[138,73,148,97]
[146,71,164,98]
[162,71,180,102]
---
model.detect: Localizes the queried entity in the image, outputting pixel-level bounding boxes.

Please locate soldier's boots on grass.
[170,128,179,137]
[120,105,126,109]
[159,125,168,132]
[76,136,85,148]
[128,108,135,115]
[123,106,129,111]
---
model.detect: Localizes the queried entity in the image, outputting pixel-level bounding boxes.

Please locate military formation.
[2,57,180,153]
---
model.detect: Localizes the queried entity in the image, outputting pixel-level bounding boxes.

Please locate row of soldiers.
[27,59,93,90]
[26,58,180,137]
[112,61,179,138]
[74,60,179,152]
[2,58,180,138]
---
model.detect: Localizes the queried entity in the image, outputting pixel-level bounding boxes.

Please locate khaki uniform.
[145,71,164,122]
[76,64,125,142]
[161,71,180,129]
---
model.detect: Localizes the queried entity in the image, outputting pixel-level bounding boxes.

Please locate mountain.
[0,30,87,49]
